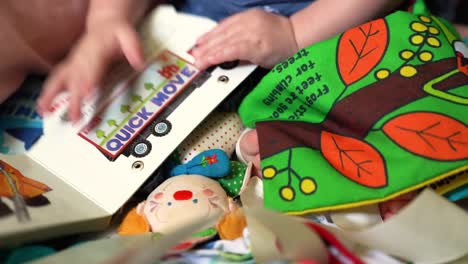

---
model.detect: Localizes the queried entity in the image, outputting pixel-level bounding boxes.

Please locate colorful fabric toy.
[238,2,467,214]
[159,227,254,263]
[216,207,247,240]
[170,149,250,197]
[118,174,231,235]
[118,149,249,252]
[174,111,244,164]
[170,149,231,178]
[167,110,250,197]
[218,161,249,197]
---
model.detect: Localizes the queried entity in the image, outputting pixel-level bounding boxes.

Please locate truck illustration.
[79,50,210,161]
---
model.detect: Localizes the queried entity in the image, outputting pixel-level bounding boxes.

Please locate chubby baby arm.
[289,0,404,49]
[37,0,153,122]
[192,8,298,70]
[193,0,403,70]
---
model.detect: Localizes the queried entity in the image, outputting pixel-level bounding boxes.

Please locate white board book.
[0,6,256,246]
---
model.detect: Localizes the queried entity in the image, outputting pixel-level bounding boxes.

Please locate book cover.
[0,5,256,246]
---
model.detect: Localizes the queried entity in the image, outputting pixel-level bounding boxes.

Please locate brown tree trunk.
[257,57,467,158]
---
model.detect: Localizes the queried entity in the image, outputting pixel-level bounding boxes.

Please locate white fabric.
[330,204,383,231]
[235,128,254,165]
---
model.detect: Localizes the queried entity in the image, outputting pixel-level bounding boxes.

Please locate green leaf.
[144,82,154,90]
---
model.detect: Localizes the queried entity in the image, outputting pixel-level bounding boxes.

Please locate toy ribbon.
[170,149,231,178]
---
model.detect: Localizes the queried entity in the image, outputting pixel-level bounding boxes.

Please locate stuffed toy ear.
[170,149,230,178]
[118,206,151,235]
[217,207,247,240]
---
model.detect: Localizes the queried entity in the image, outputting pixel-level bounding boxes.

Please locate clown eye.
[192,199,198,204]
[167,202,172,206]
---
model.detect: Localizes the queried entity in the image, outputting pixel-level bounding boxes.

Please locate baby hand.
[192,9,298,70]
[37,19,145,123]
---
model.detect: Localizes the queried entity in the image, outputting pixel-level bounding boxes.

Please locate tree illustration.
[131,94,143,103]
[144,82,155,91]
[96,129,106,139]
[337,18,388,85]
[120,104,131,114]
[258,15,468,199]
[373,15,443,82]
[261,57,465,156]
[382,112,467,160]
[257,57,466,201]
[107,119,118,128]
[240,16,467,204]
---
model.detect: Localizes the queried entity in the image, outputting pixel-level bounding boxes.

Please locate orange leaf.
[0,160,51,198]
[320,131,387,188]
[118,207,150,235]
[383,112,468,160]
[337,19,388,85]
[18,175,52,198]
[0,173,16,198]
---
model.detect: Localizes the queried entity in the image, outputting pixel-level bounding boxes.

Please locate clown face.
[137,175,229,234]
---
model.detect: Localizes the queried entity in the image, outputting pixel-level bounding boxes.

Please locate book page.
[0,154,109,246]
[26,6,256,214]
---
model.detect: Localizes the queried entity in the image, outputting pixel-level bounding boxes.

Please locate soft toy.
[118,149,248,245]
[174,112,244,164]
[169,149,231,178]
[238,2,468,215]
[164,111,250,198]
[119,174,231,235]
[170,149,251,197]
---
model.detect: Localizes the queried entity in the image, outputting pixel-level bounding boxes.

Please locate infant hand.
[38,20,145,123]
[192,9,298,70]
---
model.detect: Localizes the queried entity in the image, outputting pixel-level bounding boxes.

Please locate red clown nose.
[173,190,193,201]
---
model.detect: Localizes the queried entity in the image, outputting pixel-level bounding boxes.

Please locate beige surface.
[31,213,220,264]
[0,154,109,247]
[245,206,329,263]
[241,183,468,264]
[328,189,468,264]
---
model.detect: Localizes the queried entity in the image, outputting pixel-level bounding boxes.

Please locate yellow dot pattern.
[376,69,390,80]
[300,178,316,194]
[263,167,276,179]
[419,51,433,62]
[419,16,432,23]
[400,65,417,77]
[428,26,439,35]
[411,35,424,45]
[427,37,441,47]
[281,187,294,201]
[400,50,414,60]
[411,22,427,32]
